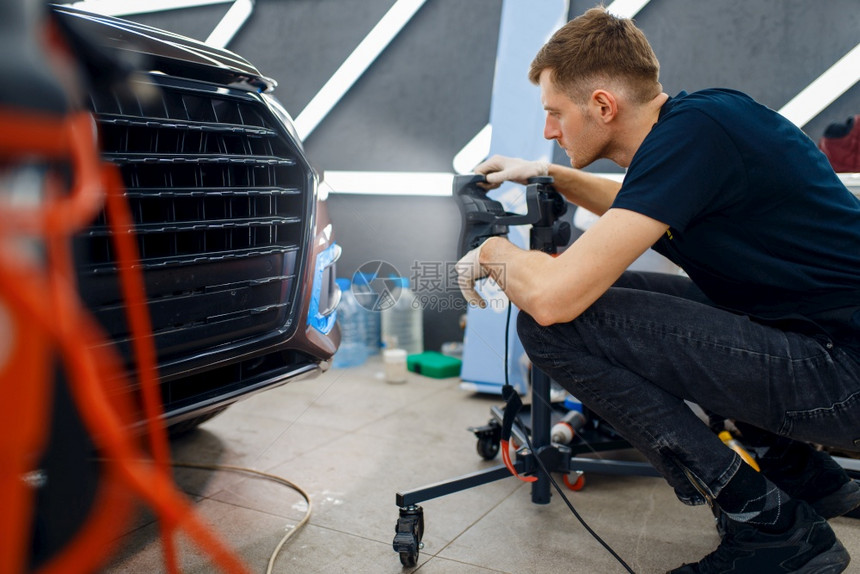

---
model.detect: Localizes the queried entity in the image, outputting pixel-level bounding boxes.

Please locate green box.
[406,351,462,379]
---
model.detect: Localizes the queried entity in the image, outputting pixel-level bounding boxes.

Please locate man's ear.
[590,89,617,123]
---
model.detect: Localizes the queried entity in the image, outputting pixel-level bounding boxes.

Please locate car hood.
[51,4,276,92]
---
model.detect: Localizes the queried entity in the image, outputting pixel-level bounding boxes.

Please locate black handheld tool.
[453,174,542,258]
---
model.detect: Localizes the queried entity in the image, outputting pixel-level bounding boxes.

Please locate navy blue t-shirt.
[612,88,860,351]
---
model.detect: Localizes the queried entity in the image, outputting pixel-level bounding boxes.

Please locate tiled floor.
[103,355,860,573]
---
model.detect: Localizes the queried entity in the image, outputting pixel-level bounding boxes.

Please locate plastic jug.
[332,278,368,368]
[381,277,423,355]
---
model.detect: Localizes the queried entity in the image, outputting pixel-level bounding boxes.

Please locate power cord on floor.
[503,303,637,574]
[171,462,313,574]
[514,418,636,573]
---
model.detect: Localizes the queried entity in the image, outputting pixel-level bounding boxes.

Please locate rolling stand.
[392,175,659,567]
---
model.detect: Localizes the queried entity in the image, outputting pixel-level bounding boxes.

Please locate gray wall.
[82,0,859,350]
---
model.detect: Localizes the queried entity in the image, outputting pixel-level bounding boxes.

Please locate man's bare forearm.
[477,209,667,326]
[547,164,622,216]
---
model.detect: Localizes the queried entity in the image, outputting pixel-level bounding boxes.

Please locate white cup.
[382,348,408,384]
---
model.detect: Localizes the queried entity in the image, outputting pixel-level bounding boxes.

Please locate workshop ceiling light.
[322,171,454,196]
[205,0,253,48]
[322,170,627,196]
[294,0,427,141]
[69,0,233,17]
[778,43,860,129]
[605,0,652,18]
[453,124,493,174]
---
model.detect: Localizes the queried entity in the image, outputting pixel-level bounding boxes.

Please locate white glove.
[474,155,549,190]
[454,242,489,309]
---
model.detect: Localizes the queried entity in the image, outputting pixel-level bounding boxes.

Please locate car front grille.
[76,77,311,363]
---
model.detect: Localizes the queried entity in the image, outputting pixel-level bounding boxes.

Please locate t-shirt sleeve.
[612,109,744,232]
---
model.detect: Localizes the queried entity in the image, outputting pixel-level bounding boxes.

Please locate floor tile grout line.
[243,368,351,472]
[322,373,464,437]
[413,553,514,573]
[415,482,528,571]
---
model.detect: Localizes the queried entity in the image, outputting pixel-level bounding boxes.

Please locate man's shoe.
[729,423,859,518]
[713,481,860,538]
[670,502,850,573]
[764,448,860,519]
[810,479,860,520]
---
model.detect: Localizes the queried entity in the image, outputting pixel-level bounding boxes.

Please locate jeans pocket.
[781,389,860,452]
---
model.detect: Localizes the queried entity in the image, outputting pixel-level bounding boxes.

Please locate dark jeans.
[516,271,860,505]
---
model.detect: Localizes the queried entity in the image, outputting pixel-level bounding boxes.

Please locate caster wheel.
[393,505,424,566]
[399,551,418,567]
[470,420,502,460]
[563,472,585,491]
[476,435,500,460]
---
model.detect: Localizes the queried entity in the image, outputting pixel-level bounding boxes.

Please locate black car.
[55,3,341,431]
[4,4,340,565]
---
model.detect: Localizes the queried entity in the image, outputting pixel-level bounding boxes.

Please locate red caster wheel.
[563,472,585,491]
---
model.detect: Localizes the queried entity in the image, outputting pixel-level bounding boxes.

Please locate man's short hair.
[529,6,661,104]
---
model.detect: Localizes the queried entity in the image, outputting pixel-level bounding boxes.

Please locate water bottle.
[352,271,381,355]
[332,278,368,368]
[381,276,423,355]
[551,410,587,444]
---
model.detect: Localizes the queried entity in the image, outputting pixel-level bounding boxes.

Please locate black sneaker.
[669,502,850,573]
[762,448,860,519]
[728,426,860,520]
[712,481,860,539]
[811,480,860,519]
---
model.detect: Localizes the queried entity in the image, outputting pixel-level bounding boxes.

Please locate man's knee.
[516,311,542,353]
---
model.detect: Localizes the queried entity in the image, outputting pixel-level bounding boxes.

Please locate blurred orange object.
[0,7,252,571]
